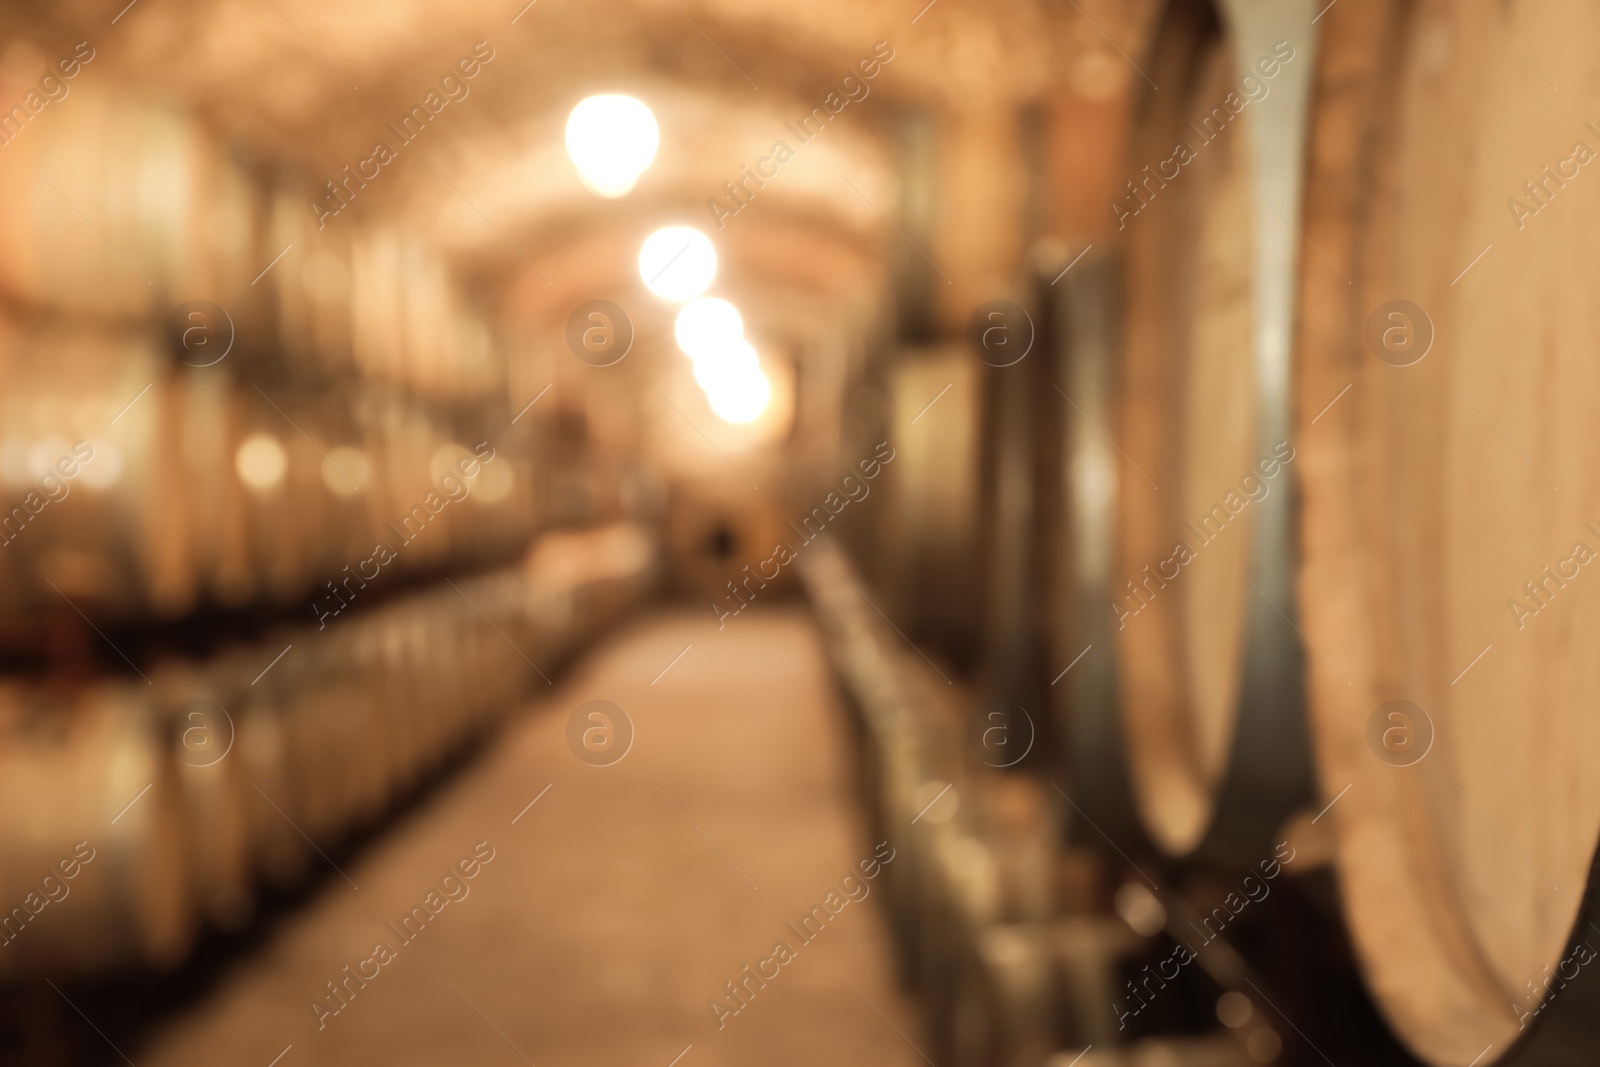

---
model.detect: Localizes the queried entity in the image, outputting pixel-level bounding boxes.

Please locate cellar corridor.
[13,0,1600,1062]
[131,606,921,1067]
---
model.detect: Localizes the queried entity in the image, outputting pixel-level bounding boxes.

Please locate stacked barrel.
[815,0,1600,1065]
[0,83,537,623]
[0,528,656,976]
[800,540,1063,1067]
[0,82,656,978]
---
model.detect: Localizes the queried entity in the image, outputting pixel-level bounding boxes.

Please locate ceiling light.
[692,338,770,424]
[639,226,716,302]
[707,370,771,424]
[691,337,759,392]
[565,95,660,198]
[674,297,744,359]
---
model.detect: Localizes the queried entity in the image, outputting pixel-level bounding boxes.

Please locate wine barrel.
[176,368,257,607]
[975,283,1055,717]
[878,347,985,668]
[797,537,944,981]
[0,682,193,976]
[0,324,195,620]
[445,307,504,402]
[247,636,346,851]
[523,523,654,647]
[449,568,542,718]
[305,383,388,570]
[349,222,405,384]
[388,600,452,775]
[344,612,425,804]
[266,181,356,377]
[149,662,253,929]
[801,533,1063,1067]
[233,384,339,605]
[1056,0,1319,864]
[304,634,387,834]
[400,241,453,395]
[0,82,256,323]
[371,401,458,574]
[210,646,310,888]
[1297,2,1600,1063]
[453,406,537,562]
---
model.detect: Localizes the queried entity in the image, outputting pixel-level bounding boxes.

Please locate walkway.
[137,605,924,1067]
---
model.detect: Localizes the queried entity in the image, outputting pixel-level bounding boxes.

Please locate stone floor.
[136,605,924,1067]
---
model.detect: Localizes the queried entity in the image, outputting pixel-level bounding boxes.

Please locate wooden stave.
[1115,2,1262,854]
[263,179,357,379]
[973,279,1058,728]
[253,637,352,850]
[0,521,657,983]
[0,683,194,977]
[345,612,426,806]
[0,339,522,626]
[148,662,254,931]
[1049,248,1152,853]
[0,324,196,621]
[0,82,535,631]
[453,405,538,564]
[232,386,334,607]
[876,347,987,670]
[449,570,540,717]
[209,646,312,889]
[175,368,259,609]
[1054,0,1318,868]
[800,535,1064,1065]
[307,633,388,835]
[1296,1,1600,1062]
[0,81,274,357]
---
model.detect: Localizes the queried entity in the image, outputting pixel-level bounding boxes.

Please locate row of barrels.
[0,521,656,978]
[0,320,537,624]
[0,76,542,632]
[802,539,1271,1067]
[800,539,1037,1065]
[0,79,504,400]
[868,0,1600,1064]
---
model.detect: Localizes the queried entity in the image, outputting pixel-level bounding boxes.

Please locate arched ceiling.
[0,0,1158,471]
[1,0,1154,272]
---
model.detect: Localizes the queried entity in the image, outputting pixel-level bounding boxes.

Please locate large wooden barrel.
[233,384,344,605]
[797,536,954,985]
[0,83,254,323]
[175,368,258,608]
[343,613,425,804]
[150,662,253,930]
[878,347,984,667]
[246,636,352,851]
[208,646,310,888]
[975,289,1056,718]
[0,324,195,620]
[1297,2,1600,1063]
[1056,0,1318,864]
[349,222,405,383]
[523,522,658,657]
[0,683,193,976]
[452,407,537,562]
[267,181,356,377]
[304,636,387,835]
